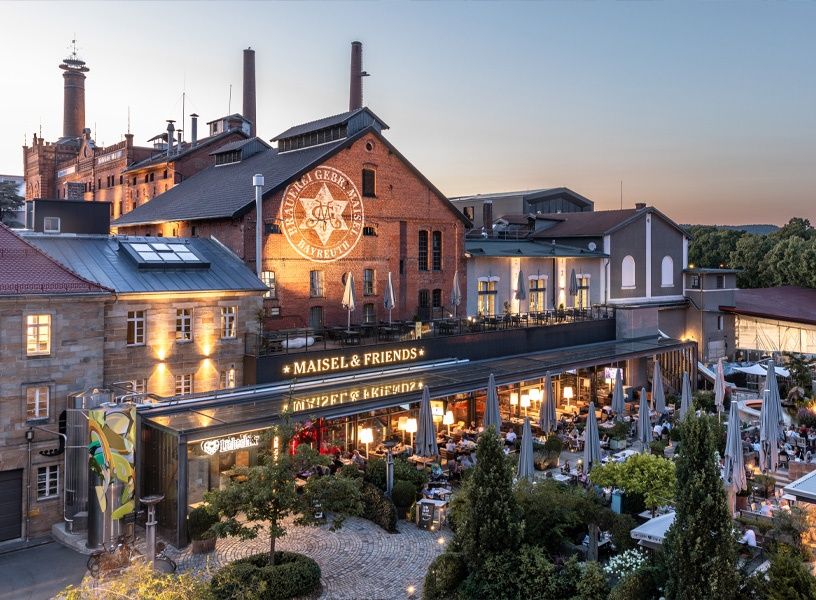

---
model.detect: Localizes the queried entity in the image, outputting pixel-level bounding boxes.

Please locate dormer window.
[215,150,241,166]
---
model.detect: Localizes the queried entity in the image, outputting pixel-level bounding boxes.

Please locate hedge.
[210,551,321,600]
[361,482,398,532]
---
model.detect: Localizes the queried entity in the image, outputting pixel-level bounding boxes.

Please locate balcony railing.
[245,305,616,357]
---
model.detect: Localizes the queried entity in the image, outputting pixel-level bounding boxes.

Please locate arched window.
[621,255,636,289]
[661,256,674,287]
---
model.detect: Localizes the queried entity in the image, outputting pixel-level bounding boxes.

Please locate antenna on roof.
[228,84,232,115]
[127,106,131,134]
[620,180,623,210]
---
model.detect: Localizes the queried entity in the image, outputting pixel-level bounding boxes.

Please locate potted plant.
[543,435,563,469]
[754,473,776,499]
[391,479,417,520]
[608,422,630,450]
[533,451,549,471]
[187,505,219,554]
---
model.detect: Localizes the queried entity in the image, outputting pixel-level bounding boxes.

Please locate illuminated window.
[363,303,375,324]
[220,366,236,389]
[26,315,51,356]
[126,311,145,346]
[175,308,193,342]
[220,306,237,339]
[432,231,442,271]
[37,465,59,499]
[418,231,428,271]
[463,206,474,221]
[576,275,590,308]
[26,385,49,421]
[477,279,497,316]
[363,269,375,296]
[261,271,277,299]
[362,169,376,197]
[621,255,636,289]
[309,271,324,298]
[175,373,193,396]
[529,276,547,313]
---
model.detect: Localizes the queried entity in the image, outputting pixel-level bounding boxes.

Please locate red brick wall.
[122,132,467,329]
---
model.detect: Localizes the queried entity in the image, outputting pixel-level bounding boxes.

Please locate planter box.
[191,537,216,554]
[736,494,749,511]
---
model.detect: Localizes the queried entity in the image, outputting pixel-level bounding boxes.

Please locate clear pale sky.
[2,1,814,225]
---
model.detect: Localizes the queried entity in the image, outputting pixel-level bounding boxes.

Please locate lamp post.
[253,174,265,278]
[359,427,373,459]
[406,418,417,448]
[383,437,398,497]
[141,495,164,570]
[443,411,454,437]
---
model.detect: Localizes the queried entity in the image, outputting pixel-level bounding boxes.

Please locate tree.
[765,545,816,600]
[0,180,24,227]
[786,353,815,399]
[453,426,523,567]
[576,561,610,600]
[731,233,774,288]
[590,452,676,514]
[687,225,744,269]
[205,415,362,566]
[664,414,738,600]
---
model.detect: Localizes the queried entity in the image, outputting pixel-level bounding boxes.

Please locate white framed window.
[126,311,146,346]
[220,366,236,389]
[621,255,636,289]
[363,269,375,296]
[175,308,193,342]
[43,217,61,233]
[363,303,375,324]
[576,275,590,308]
[26,314,51,356]
[528,276,547,313]
[477,277,498,316]
[309,271,324,298]
[661,256,674,287]
[220,306,237,339]
[175,373,194,396]
[37,465,59,499]
[26,385,49,421]
[261,271,277,299]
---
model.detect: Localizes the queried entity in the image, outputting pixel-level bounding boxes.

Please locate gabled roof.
[0,224,110,296]
[465,239,607,258]
[209,137,271,155]
[450,187,594,210]
[124,129,249,173]
[206,113,251,125]
[720,287,816,327]
[529,207,688,239]
[271,107,389,141]
[24,234,267,295]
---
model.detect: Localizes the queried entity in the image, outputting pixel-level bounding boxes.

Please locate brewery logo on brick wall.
[280,166,364,262]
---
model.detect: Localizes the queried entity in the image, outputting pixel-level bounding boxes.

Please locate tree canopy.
[589,452,676,513]
[0,180,24,227]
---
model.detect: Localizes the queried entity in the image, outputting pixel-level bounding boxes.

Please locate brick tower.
[59,40,89,140]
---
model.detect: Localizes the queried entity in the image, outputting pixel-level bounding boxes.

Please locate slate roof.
[450,187,595,210]
[271,107,388,141]
[0,224,110,296]
[720,287,816,327]
[209,137,271,155]
[123,129,248,173]
[24,234,267,295]
[465,239,607,258]
[530,207,689,239]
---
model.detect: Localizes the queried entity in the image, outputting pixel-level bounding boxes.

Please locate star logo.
[418,349,425,356]
[283,365,291,374]
[298,183,349,246]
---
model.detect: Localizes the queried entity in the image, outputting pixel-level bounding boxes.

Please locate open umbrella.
[539,373,556,434]
[652,359,666,414]
[612,369,626,420]
[415,386,439,458]
[383,271,395,324]
[517,417,535,481]
[450,271,462,318]
[714,358,726,415]
[723,401,747,515]
[515,270,527,302]
[341,272,356,331]
[638,388,651,450]
[483,373,501,431]
[569,268,579,308]
[679,372,692,421]
[584,402,602,476]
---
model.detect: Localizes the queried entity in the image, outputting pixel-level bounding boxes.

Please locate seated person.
[446,440,456,454]
[351,449,367,467]
[760,500,773,516]
[505,429,517,445]
[740,528,757,547]
[329,452,343,474]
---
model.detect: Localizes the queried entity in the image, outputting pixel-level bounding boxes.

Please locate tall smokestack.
[190,113,198,146]
[59,42,89,139]
[166,120,175,158]
[243,48,256,137]
[349,41,367,111]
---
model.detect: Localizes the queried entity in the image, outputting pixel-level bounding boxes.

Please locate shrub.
[365,457,428,492]
[754,473,776,498]
[187,505,218,540]
[608,422,631,441]
[609,512,638,552]
[693,390,715,413]
[361,482,397,532]
[458,545,555,600]
[338,464,363,479]
[797,408,816,429]
[423,552,467,600]
[543,435,563,454]
[391,479,417,510]
[576,561,610,600]
[649,440,667,456]
[210,551,321,600]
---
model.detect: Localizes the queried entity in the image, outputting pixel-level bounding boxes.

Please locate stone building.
[0,223,109,543]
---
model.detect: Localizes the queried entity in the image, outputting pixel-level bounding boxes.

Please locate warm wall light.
[406,417,417,447]
[510,392,519,406]
[563,386,574,408]
[529,388,541,403]
[443,410,454,435]
[520,393,530,416]
[359,427,374,458]
[155,347,167,361]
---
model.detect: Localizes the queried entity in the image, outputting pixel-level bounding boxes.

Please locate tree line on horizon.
[687,218,816,289]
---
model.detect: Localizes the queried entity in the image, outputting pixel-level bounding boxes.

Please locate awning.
[631,512,676,546]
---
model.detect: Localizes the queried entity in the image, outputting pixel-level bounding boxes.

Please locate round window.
[365,141,374,152]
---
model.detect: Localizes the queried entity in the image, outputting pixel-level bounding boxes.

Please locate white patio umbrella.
[515,270,527,303]
[763,360,784,419]
[638,388,651,450]
[723,401,747,515]
[539,373,556,434]
[341,272,356,331]
[451,271,462,318]
[584,402,602,476]
[652,359,666,414]
[679,371,692,421]
[483,372,501,431]
[517,417,535,481]
[612,369,626,420]
[415,386,439,458]
[383,271,396,324]
[759,360,784,473]
[714,357,726,416]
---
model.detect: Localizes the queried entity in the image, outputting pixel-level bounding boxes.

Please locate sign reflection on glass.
[291,380,423,413]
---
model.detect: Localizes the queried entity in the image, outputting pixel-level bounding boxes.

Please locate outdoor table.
[408,455,435,467]
[438,320,457,335]
[377,325,400,341]
[339,329,361,346]
[552,473,572,483]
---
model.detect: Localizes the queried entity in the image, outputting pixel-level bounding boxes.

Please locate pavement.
[0,541,86,600]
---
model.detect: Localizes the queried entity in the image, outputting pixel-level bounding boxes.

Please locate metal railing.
[245,305,616,357]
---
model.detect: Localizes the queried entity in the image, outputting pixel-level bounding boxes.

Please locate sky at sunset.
[1,1,814,225]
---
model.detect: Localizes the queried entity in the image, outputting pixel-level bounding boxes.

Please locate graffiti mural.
[88,405,136,521]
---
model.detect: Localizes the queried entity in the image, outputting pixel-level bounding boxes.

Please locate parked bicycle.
[153,541,177,573]
[86,534,142,578]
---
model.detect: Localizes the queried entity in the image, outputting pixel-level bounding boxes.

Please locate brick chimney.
[243,48,256,137]
[349,41,364,111]
[635,202,646,210]
[59,44,89,139]
[482,200,493,235]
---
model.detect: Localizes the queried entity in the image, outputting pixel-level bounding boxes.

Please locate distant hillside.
[682,224,779,236]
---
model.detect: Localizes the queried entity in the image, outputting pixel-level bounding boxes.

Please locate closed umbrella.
[652,359,666,414]
[638,388,651,450]
[679,372,692,421]
[341,272,356,331]
[763,360,784,420]
[515,270,527,301]
[415,386,439,458]
[759,360,784,473]
[569,268,579,308]
[714,358,726,416]
[383,271,396,324]
[723,401,747,514]
[483,373,501,431]
[612,369,626,420]
[539,373,556,434]
[517,417,535,481]
[450,271,462,318]
[584,402,602,476]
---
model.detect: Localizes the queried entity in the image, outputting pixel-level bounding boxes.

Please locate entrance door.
[0,469,23,542]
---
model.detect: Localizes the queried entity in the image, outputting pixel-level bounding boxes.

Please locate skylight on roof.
[121,241,208,268]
